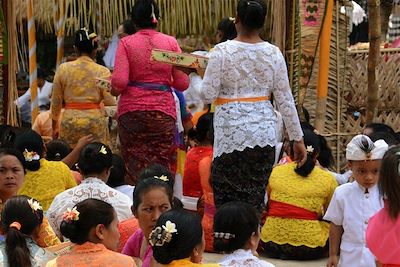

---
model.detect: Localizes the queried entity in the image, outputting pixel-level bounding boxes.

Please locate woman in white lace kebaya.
[200,0,306,213]
[214,201,275,267]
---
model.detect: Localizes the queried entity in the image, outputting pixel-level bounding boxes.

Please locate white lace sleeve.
[272,48,303,141]
[200,48,222,103]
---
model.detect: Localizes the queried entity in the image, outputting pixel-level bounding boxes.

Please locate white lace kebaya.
[219,249,275,267]
[200,40,303,158]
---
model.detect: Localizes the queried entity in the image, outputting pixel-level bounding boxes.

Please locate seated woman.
[151,209,219,266]
[0,148,60,247]
[14,130,77,211]
[260,128,338,260]
[0,196,56,266]
[46,198,135,266]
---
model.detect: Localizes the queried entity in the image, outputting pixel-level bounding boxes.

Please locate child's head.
[236,0,267,30]
[1,196,44,267]
[77,143,113,178]
[46,139,71,161]
[131,0,159,29]
[363,122,395,137]
[0,148,26,200]
[216,17,237,43]
[346,134,389,188]
[14,130,44,171]
[291,127,320,177]
[132,176,174,239]
[106,154,127,188]
[195,113,214,145]
[60,198,120,251]
[150,209,204,264]
[213,201,260,253]
[378,145,400,219]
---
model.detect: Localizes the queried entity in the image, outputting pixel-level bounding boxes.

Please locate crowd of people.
[2,0,400,266]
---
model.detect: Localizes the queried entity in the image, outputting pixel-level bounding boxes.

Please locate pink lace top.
[122,229,152,267]
[111,29,189,119]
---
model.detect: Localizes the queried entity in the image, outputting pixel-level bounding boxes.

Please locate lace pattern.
[219,249,275,267]
[201,40,303,158]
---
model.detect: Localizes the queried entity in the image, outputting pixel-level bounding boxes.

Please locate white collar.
[220,249,257,263]
[81,177,106,184]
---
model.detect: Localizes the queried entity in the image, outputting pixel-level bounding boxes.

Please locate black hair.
[1,196,44,267]
[213,201,259,253]
[74,28,98,55]
[132,176,174,212]
[369,131,399,146]
[151,209,203,264]
[291,127,320,177]
[14,130,43,171]
[106,154,127,188]
[192,113,214,144]
[0,148,26,172]
[77,142,113,176]
[46,139,71,161]
[131,0,159,29]
[60,198,115,244]
[121,19,136,35]
[138,163,175,189]
[37,68,47,80]
[378,145,400,220]
[364,122,396,135]
[217,17,237,42]
[237,0,267,30]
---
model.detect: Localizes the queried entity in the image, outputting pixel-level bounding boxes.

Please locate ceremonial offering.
[151,49,208,69]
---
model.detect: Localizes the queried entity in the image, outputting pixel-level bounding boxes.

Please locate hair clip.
[214,232,236,239]
[9,222,22,230]
[306,145,314,154]
[154,175,169,182]
[23,149,40,162]
[149,220,177,247]
[151,3,158,24]
[27,198,43,212]
[63,207,80,223]
[99,145,107,155]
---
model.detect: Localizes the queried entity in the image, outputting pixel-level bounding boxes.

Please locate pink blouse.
[122,229,152,267]
[111,29,189,119]
[366,201,400,264]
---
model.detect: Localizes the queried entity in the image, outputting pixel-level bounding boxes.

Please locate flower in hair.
[306,145,314,154]
[63,207,80,223]
[228,17,236,22]
[151,3,158,24]
[23,149,40,162]
[162,220,177,234]
[149,221,177,247]
[99,145,107,155]
[27,198,42,212]
[154,175,169,182]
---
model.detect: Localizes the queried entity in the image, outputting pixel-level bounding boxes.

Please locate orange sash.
[65,102,101,110]
[268,200,319,220]
[214,96,270,106]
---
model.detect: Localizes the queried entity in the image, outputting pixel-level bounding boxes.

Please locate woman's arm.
[111,40,130,96]
[50,67,64,139]
[61,134,93,168]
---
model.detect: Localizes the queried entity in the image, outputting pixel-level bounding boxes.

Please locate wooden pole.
[366,0,381,123]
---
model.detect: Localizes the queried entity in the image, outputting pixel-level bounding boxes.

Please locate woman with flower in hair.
[14,130,76,211]
[51,28,116,148]
[150,209,219,266]
[111,0,189,185]
[260,127,338,260]
[46,198,135,267]
[47,143,132,239]
[0,195,56,266]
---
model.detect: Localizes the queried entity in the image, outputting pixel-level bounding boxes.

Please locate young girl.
[150,209,219,266]
[14,130,76,210]
[366,145,400,266]
[0,196,55,266]
[122,176,174,266]
[324,134,389,267]
[46,198,135,266]
[214,201,274,266]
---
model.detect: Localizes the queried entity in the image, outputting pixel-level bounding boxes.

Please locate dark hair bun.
[131,0,159,29]
[78,143,113,176]
[14,130,43,171]
[74,28,98,54]
[237,0,267,29]
[60,220,80,242]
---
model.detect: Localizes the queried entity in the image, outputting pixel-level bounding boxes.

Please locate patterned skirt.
[118,111,176,185]
[211,145,275,214]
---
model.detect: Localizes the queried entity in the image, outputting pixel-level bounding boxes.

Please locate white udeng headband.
[346,134,388,161]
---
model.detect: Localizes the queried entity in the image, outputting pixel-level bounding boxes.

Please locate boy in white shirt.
[324,134,388,267]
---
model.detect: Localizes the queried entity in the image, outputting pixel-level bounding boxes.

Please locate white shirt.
[114,184,135,202]
[323,181,383,267]
[200,40,303,158]
[219,249,275,267]
[46,177,132,239]
[16,80,53,108]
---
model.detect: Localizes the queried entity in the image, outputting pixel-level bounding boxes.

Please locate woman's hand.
[52,120,60,140]
[293,139,307,167]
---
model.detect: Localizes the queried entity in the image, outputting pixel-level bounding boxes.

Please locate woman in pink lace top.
[111,0,189,185]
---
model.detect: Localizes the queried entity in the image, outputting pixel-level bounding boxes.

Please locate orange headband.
[9,222,22,230]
